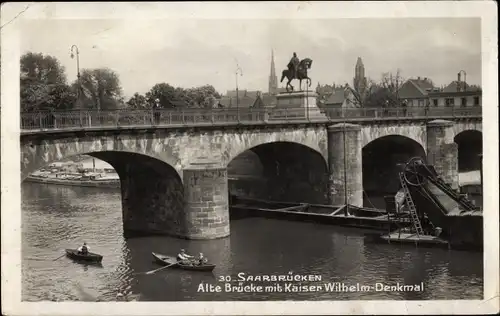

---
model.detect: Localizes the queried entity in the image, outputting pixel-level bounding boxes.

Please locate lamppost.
[70,45,81,108]
[235,62,243,121]
[457,70,467,92]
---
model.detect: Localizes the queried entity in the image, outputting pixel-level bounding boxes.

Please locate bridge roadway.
[19,106,482,240]
[20,106,481,133]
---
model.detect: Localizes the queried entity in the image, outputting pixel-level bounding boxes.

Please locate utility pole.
[70,45,81,108]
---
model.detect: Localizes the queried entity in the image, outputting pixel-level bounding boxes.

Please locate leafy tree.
[20,52,75,112]
[142,83,221,109]
[126,93,148,109]
[185,85,221,108]
[77,68,124,110]
[21,52,67,85]
[144,83,178,108]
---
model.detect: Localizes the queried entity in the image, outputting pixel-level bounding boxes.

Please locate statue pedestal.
[269,91,327,121]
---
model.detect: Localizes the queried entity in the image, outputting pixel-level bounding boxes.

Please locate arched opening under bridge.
[22,151,184,238]
[227,141,329,205]
[362,135,426,208]
[454,130,482,173]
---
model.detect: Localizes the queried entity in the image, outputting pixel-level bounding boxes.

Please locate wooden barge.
[230,196,411,231]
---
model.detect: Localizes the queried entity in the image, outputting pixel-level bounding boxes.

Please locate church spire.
[270,49,276,76]
[269,49,278,95]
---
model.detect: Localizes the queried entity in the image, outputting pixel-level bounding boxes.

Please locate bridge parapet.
[20,106,481,134]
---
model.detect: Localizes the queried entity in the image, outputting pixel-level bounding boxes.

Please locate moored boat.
[152,252,216,272]
[65,249,103,263]
[229,196,411,231]
[365,230,450,249]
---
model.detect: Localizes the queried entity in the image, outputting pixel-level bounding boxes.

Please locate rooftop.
[324,87,347,105]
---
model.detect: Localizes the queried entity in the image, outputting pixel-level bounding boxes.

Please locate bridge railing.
[20,106,482,132]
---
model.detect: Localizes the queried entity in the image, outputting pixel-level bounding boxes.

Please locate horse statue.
[280,58,313,92]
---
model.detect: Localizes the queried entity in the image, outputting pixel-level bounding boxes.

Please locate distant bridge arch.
[361,123,427,149]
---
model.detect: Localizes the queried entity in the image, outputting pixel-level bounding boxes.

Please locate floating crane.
[379,157,482,251]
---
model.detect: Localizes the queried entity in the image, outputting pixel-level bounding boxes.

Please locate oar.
[137,262,178,275]
[26,253,66,261]
[53,253,67,261]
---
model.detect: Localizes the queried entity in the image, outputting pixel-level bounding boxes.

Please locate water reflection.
[22,182,483,301]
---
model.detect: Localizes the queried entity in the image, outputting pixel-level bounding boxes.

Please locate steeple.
[356,57,364,67]
[353,57,367,95]
[355,57,365,79]
[268,49,278,95]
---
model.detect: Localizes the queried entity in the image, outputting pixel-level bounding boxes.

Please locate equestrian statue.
[280,52,313,92]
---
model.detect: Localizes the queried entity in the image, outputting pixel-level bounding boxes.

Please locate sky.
[20,17,481,99]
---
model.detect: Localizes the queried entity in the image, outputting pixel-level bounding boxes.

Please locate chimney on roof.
[417,76,421,80]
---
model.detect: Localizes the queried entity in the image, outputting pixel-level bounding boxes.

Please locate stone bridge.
[21,118,482,240]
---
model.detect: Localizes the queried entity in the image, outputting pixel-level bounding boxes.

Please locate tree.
[144,83,178,108]
[378,69,405,106]
[20,52,74,112]
[184,85,221,108]
[21,52,67,85]
[143,83,221,109]
[77,68,124,110]
[347,70,405,108]
[126,93,148,109]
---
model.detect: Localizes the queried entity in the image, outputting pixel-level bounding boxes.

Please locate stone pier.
[182,159,230,239]
[327,123,363,206]
[426,120,459,189]
[116,157,185,239]
[271,91,327,120]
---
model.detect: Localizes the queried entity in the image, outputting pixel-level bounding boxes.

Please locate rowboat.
[65,249,103,263]
[152,252,216,272]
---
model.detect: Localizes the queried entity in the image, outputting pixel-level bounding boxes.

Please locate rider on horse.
[288,52,300,78]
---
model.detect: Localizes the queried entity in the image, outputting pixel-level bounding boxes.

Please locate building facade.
[397,77,435,107]
[398,76,482,108]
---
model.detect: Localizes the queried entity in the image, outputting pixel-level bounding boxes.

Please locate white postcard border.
[1,2,498,315]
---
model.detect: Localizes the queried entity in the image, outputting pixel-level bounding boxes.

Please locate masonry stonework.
[426,120,459,189]
[92,152,185,238]
[327,123,363,207]
[21,119,480,239]
[182,161,230,239]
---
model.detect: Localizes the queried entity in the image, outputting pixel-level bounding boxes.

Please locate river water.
[21,182,483,301]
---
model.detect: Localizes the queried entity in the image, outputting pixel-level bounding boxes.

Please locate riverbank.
[26,174,120,189]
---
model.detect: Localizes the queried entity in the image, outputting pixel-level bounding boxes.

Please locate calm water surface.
[22,183,483,301]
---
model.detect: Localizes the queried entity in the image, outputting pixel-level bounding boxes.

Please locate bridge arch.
[22,145,186,238]
[219,127,328,168]
[361,124,427,149]
[362,135,427,202]
[453,121,482,136]
[227,141,329,204]
[21,136,182,181]
[454,130,482,173]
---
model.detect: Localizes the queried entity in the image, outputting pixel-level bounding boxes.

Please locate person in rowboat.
[197,252,208,266]
[176,249,194,264]
[77,242,90,255]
